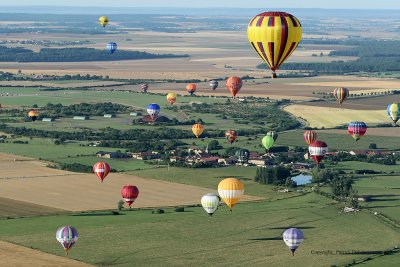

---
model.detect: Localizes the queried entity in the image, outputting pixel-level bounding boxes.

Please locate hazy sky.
[1,0,399,9]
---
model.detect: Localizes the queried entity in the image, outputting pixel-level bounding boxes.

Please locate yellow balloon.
[192,123,204,138]
[247,12,302,78]
[166,93,177,105]
[99,16,109,27]
[218,178,244,211]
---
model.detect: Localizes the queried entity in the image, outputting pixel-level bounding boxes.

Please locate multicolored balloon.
[262,135,274,151]
[283,228,304,256]
[303,130,317,145]
[107,42,117,54]
[56,226,78,255]
[141,83,149,93]
[167,93,177,105]
[28,109,39,121]
[218,178,244,212]
[192,123,204,138]
[146,103,160,120]
[201,193,221,217]
[225,130,238,144]
[387,102,399,125]
[93,162,110,183]
[186,83,197,96]
[121,185,139,208]
[209,80,219,90]
[226,76,242,97]
[247,12,302,78]
[348,121,367,143]
[99,16,109,27]
[267,131,278,142]
[333,87,349,107]
[308,141,328,165]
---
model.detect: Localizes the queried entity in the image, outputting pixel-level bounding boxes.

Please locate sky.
[0,0,399,9]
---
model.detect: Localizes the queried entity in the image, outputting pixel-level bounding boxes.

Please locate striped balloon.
[333,87,349,107]
[218,178,244,212]
[146,103,160,120]
[247,12,302,78]
[192,123,204,138]
[308,141,328,165]
[93,162,110,182]
[209,80,219,90]
[303,130,317,145]
[121,185,139,207]
[201,193,221,217]
[226,76,243,97]
[348,121,367,142]
[387,102,399,125]
[106,42,117,54]
[283,228,304,255]
[141,83,149,93]
[56,226,78,255]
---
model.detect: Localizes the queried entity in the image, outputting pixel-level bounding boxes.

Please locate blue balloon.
[146,103,160,119]
[107,42,117,54]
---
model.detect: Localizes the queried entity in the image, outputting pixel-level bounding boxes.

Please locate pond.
[292,174,312,186]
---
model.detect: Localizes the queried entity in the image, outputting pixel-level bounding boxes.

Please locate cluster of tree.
[254,166,295,187]
[311,167,355,199]
[0,46,188,62]
[99,139,186,152]
[258,40,400,74]
[330,152,397,166]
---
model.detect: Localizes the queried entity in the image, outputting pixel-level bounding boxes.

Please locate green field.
[0,193,398,267]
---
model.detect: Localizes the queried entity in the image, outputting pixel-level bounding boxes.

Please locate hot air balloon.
[141,83,149,93]
[146,103,160,120]
[201,193,221,217]
[93,162,110,182]
[262,135,274,151]
[106,42,117,54]
[218,178,244,212]
[283,228,304,256]
[186,83,197,96]
[235,149,249,164]
[56,226,78,255]
[308,141,328,165]
[99,16,109,27]
[121,185,139,208]
[387,102,399,125]
[28,109,39,121]
[333,87,349,107]
[267,131,278,142]
[209,80,219,91]
[167,93,177,105]
[247,12,302,78]
[226,76,242,98]
[192,123,204,138]
[348,121,367,143]
[225,130,238,144]
[303,130,317,145]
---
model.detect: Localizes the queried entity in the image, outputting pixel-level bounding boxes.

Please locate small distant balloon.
[192,123,204,138]
[308,141,328,165]
[141,83,149,93]
[387,102,399,125]
[28,109,39,121]
[167,93,177,105]
[99,16,109,27]
[209,80,219,91]
[201,193,221,217]
[225,130,238,144]
[56,226,78,255]
[303,130,317,145]
[121,185,139,208]
[262,135,274,151]
[333,87,349,107]
[348,121,367,143]
[226,76,242,98]
[186,83,197,96]
[93,162,110,182]
[107,42,117,54]
[146,103,161,120]
[283,228,304,256]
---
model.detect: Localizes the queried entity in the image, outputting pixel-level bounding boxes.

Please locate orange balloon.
[192,123,204,138]
[186,83,197,95]
[226,76,243,97]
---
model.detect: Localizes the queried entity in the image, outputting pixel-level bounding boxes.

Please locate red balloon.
[226,76,243,97]
[93,162,110,183]
[121,185,139,207]
[308,141,328,165]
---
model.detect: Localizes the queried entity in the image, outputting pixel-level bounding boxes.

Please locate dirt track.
[0,154,260,212]
[0,241,92,267]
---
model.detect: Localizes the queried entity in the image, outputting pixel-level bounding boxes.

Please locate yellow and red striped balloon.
[333,87,349,107]
[93,162,110,183]
[247,12,302,78]
[303,130,317,145]
[192,123,204,138]
[218,178,244,212]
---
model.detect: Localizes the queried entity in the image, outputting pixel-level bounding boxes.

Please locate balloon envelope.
[56,226,78,254]
[226,76,242,97]
[387,102,399,125]
[186,84,197,95]
[333,87,349,106]
[283,228,304,255]
[235,149,249,164]
[308,141,328,165]
[225,130,238,144]
[99,16,109,27]
[201,193,221,217]
[93,162,110,182]
[218,178,244,211]
[167,93,177,105]
[348,121,367,142]
[141,83,149,93]
[107,42,117,54]
[303,130,317,145]
[247,12,302,78]
[28,109,39,121]
[192,123,204,138]
[262,135,274,151]
[146,103,161,119]
[209,80,219,90]
[121,185,139,207]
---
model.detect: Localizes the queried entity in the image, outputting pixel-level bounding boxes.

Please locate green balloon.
[262,135,274,151]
